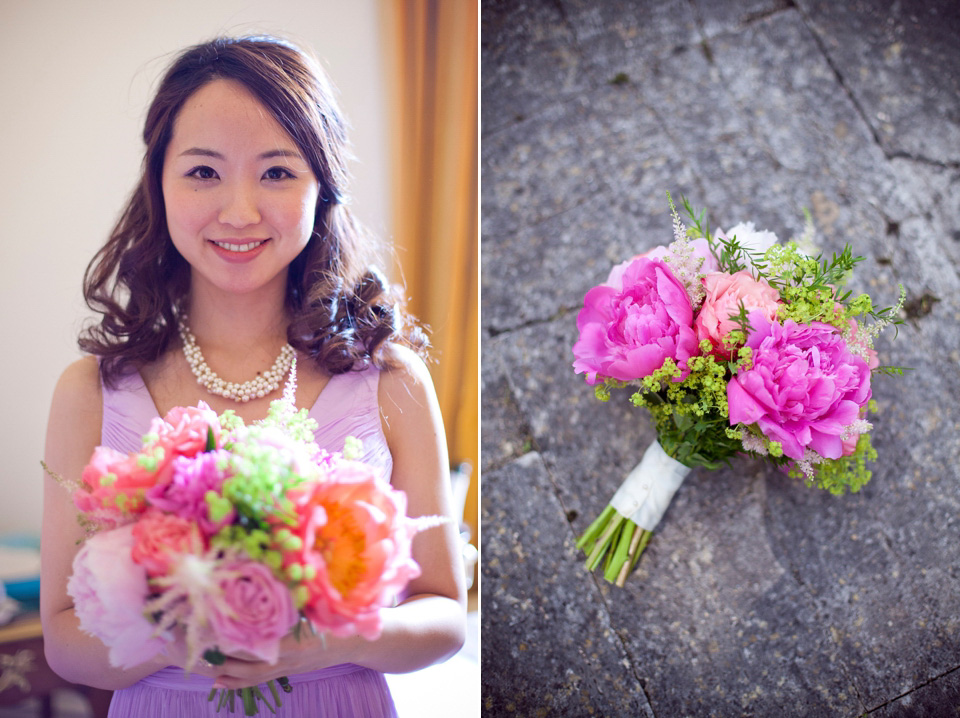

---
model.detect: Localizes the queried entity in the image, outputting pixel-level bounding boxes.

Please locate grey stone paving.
[481,1,960,716]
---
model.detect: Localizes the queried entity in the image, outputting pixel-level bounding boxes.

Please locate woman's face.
[161,78,320,301]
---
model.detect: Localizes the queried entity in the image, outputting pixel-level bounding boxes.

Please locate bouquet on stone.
[572,194,904,587]
[45,361,441,715]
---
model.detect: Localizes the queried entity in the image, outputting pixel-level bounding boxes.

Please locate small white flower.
[716,221,779,269]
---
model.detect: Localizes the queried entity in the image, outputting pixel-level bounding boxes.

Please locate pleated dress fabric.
[100,366,398,717]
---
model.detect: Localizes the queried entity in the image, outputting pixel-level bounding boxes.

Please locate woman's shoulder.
[377,343,434,395]
[376,343,441,436]
[51,356,102,415]
[45,356,103,477]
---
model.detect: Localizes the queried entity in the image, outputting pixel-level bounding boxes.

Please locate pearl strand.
[177,317,295,403]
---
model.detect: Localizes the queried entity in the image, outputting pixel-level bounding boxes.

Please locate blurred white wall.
[0,0,391,534]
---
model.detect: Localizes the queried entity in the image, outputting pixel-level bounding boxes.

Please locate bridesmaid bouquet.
[573,194,904,586]
[45,362,442,715]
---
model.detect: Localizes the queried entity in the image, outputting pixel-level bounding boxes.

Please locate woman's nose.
[218,183,261,228]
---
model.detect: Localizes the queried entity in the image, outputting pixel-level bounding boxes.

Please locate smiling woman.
[40,35,467,718]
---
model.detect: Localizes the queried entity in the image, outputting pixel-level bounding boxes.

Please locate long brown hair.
[80,36,427,385]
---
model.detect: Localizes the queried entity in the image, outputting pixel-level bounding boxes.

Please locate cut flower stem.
[578,509,657,586]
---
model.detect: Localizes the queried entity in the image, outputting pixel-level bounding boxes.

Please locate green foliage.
[625,354,744,469]
[789,433,877,495]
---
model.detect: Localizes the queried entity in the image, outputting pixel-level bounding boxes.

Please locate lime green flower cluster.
[595,343,752,469]
[220,433,304,529]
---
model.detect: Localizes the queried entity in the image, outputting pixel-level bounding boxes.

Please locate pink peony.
[205,557,299,664]
[727,313,872,461]
[696,270,781,357]
[573,258,699,384]
[131,510,205,577]
[146,451,234,535]
[284,460,421,640]
[67,524,169,668]
[606,238,719,288]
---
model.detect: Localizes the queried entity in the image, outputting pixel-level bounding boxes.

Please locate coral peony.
[727,313,872,461]
[67,524,170,668]
[284,461,421,639]
[696,270,780,357]
[573,258,699,384]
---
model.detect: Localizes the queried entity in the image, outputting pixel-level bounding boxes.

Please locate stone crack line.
[496,360,658,717]
[790,1,896,166]
[863,664,960,715]
[485,305,577,339]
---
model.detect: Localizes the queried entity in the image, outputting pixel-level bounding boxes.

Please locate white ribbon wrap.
[609,441,692,531]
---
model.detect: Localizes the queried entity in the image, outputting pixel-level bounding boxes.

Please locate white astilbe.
[793,448,825,483]
[145,548,239,671]
[740,430,769,456]
[841,419,873,441]
[842,321,873,363]
[664,199,707,309]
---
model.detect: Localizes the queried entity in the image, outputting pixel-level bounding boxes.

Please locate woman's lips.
[208,238,270,262]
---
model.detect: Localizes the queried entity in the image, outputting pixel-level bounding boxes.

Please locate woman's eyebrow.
[179,147,224,159]
[177,148,303,160]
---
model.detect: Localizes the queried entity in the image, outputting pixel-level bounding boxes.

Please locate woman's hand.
[206,629,363,690]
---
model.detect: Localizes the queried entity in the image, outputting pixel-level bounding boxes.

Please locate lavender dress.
[101,367,398,717]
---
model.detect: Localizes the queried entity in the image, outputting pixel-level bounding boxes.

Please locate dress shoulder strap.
[100,369,157,454]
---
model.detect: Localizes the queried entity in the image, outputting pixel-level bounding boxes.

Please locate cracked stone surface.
[481,1,960,716]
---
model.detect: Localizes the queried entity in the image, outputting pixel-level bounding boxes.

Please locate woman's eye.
[263,167,295,181]
[187,165,218,180]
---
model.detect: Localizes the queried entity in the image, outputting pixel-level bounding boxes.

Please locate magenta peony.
[573,258,699,384]
[727,313,872,461]
[205,557,299,664]
[67,524,169,668]
[696,270,780,357]
[146,451,234,535]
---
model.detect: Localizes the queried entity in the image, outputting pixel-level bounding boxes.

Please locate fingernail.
[212,680,226,690]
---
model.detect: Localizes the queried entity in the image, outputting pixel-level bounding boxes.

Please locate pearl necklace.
[177,318,296,403]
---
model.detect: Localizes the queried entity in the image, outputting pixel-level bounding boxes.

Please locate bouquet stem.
[577,441,691,586]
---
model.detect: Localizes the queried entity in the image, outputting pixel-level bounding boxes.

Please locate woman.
[40,36,466,716]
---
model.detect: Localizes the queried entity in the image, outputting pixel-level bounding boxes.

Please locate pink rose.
[727,313,872,461]
[696,271,780,357]
[205,557,298,664]
[606,238,719,288]
[285,460,421,640]
[67,524,169,668]
[131,510,205,577]
[573,258,699,384]
[152,402,222,460]
[146,451,234,535]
